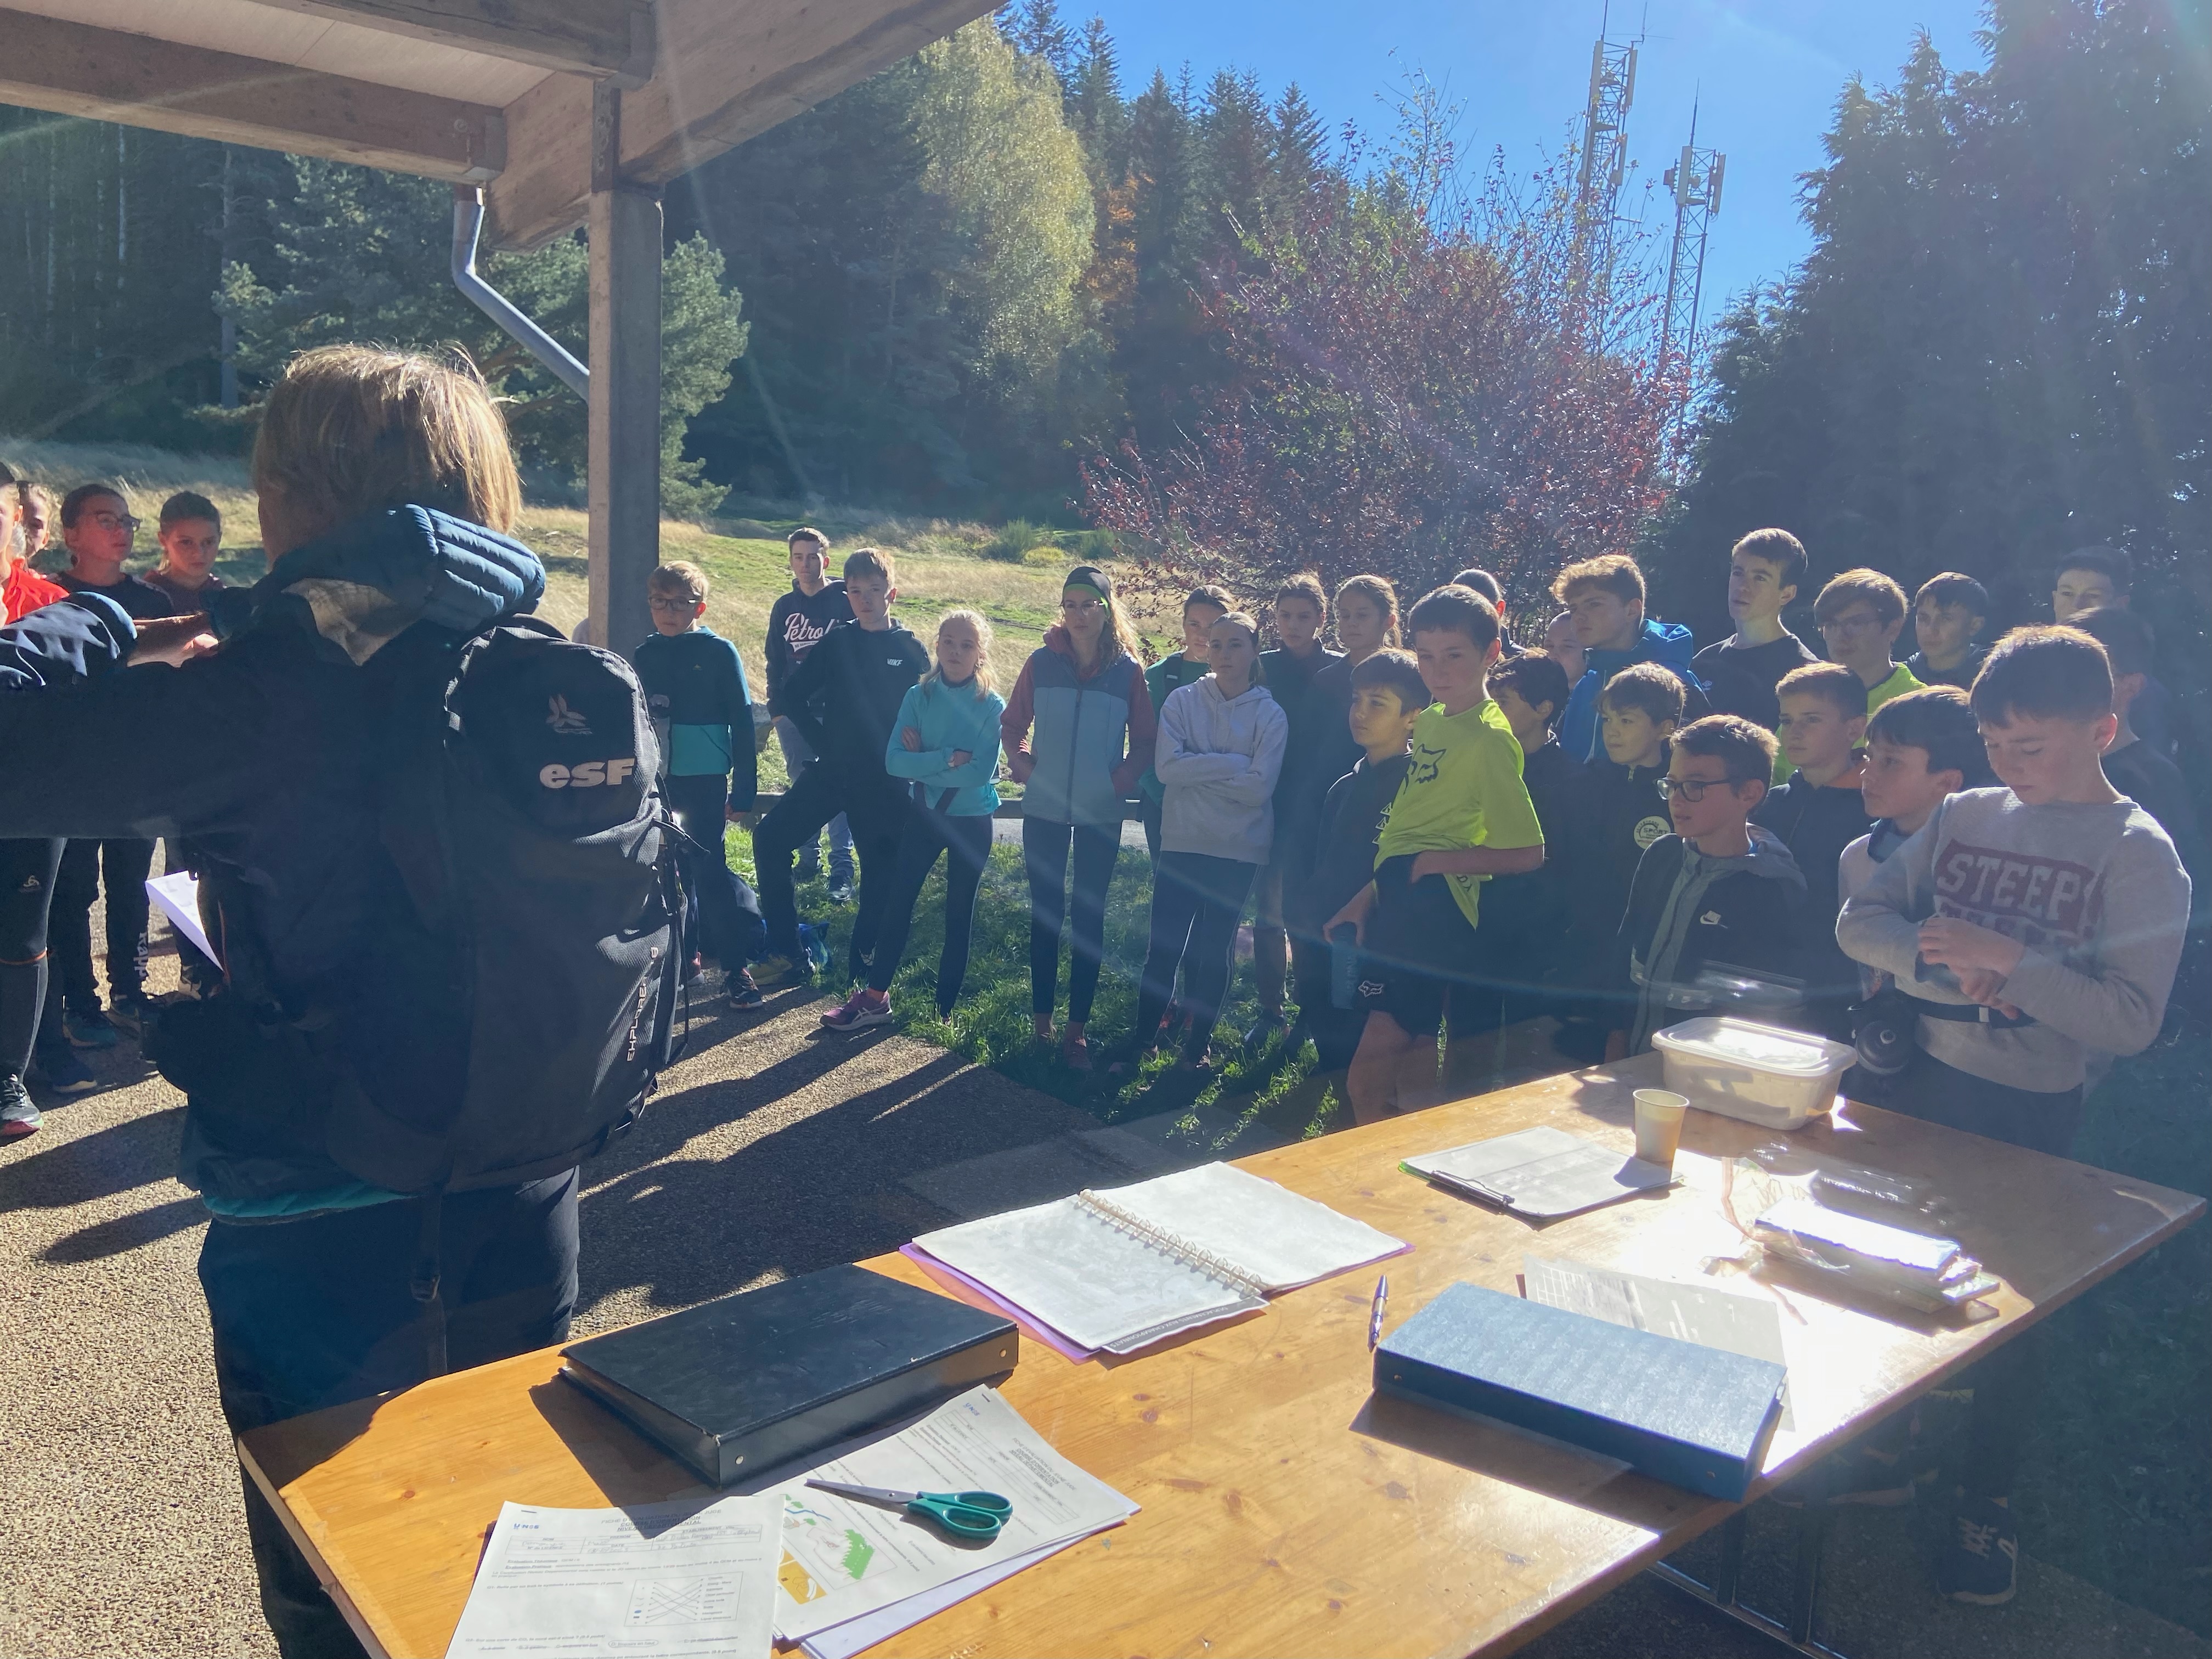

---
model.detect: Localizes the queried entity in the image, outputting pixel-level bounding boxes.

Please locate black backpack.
[163,617,684,1208]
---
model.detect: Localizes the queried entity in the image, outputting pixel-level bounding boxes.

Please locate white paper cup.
[1633,1088,1690,1167]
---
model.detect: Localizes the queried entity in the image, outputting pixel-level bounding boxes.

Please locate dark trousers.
[200,1172,580,1659]
[1022,816,1120,1023]
[1884,1051,2083,1499]
[1135,852,1259,1063]
[664,774,764,969]
[754,763,907,979]
[0,838,63,1075]
[867,805,994,1013]
[52,836,154,1008]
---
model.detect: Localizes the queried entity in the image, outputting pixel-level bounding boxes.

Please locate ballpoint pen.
[1367,1273,1389,1351]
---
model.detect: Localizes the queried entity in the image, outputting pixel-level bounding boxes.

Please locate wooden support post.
[585,83,661,659]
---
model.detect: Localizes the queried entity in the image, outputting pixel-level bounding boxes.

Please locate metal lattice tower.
[1573,18,1639,284]
[1660,102,1725,413]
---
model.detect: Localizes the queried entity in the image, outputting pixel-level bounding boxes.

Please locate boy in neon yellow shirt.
[1328,586,1544,1124]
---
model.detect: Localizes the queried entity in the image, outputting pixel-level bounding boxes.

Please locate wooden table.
[241,1057,2203,1658]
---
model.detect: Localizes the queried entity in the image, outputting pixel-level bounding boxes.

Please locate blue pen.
[1367,1273,1389,1351]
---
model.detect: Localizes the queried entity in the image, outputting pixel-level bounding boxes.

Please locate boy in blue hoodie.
[635,561,765,1005]
[1551,552,1709,764]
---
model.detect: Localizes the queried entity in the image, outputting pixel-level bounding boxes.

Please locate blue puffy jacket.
[1557,618,1712,763]
[1000,625,1156,826]
[0,505,546,1210]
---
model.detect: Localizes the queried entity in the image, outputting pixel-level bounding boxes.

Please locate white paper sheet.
[1408,1125,1676,1218]
[145,870,218,966]
[796,1538,1079,1659]
[444,1494,780,1658]
[772,1386,1135,1642]
[1523,1254,1796,1429]
[1079,1163,1406,1293]
[912,1198,1262,1353]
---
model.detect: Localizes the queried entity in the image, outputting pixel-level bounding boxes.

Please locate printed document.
[773,1386,1135,1644]
[1407,1125,1677,1218]
[444,1493,779,1658]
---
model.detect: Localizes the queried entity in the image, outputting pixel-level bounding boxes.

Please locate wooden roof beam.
[0,5,505,182]
[242,0,654,84]
[483,0,998,250]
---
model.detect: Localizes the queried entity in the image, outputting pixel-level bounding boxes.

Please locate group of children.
[2,477,232,1138]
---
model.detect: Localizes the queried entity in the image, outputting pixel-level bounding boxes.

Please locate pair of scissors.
[804,1479,1013,1540]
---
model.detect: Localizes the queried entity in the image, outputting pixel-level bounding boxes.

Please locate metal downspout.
[450,186,589,397]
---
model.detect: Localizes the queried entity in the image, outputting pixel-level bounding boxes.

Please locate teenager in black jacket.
[752,547,928,986]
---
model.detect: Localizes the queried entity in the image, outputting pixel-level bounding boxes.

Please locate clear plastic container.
[1649,1017,1856,1131]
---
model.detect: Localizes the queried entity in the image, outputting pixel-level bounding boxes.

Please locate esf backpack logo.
[540,758,638,789]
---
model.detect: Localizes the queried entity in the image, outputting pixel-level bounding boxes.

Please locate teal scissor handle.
[906,1490,1012,1539]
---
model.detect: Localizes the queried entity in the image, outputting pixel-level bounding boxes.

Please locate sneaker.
[108,993,152,1039]
[65,1006,120,1049]
[31,1045,97,1096]
[1242,1014,1292,1057]
[799,924,831,978]
[1,1073,41,1141]
[1772,1443,1925,1509]
[825,877,854,906]
[726,969,766,1009]
[685,952,706,984]
[821,988,894,1031]
[1936,1494,2018,1605]
[750,952,808,989]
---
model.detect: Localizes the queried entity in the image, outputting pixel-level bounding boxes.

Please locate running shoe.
[1936,1493,2018,1605]
[1,1072,41,1141]
[65,1006,120,1049]
[31,1045,97,1096]
[726,970,766,1009]
[820,989,893,1031]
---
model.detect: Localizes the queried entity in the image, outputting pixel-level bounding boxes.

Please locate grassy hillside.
[0,439,1153,716]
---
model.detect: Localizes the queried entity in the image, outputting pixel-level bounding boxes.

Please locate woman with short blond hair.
[0,345,571,1658]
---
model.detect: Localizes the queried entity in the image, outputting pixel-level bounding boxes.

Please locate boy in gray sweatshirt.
[1835,625,2189,1607]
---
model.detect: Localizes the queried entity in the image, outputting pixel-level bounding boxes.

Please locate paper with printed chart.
[443,1493,779,1658]
[772,1386,1135,1644]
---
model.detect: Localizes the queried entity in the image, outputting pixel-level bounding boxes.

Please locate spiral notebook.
[909,1163,1406,1356]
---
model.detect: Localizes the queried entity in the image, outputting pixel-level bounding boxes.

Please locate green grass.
[737,838,1346,1146]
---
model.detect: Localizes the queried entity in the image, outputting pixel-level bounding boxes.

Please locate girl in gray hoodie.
[1121,613,1288,1072]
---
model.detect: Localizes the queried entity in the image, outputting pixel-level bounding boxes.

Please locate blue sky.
[1091,0,1990,315]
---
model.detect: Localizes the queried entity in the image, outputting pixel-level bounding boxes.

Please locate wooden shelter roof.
[0,0,996,244]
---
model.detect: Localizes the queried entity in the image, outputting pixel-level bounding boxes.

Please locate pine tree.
[1001,0,1075,84]
[1066,16,1128,190]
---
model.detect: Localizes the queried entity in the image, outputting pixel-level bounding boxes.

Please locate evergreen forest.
[0,0,2202,664]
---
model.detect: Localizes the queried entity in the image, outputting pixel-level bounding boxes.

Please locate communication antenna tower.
[1660,99,1724,425]
[1573,5,1640,284]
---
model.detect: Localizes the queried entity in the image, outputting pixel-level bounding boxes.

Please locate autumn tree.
[1085,82,1679,613]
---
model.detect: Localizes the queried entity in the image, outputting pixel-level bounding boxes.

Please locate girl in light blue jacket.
[822,611,1005,1029]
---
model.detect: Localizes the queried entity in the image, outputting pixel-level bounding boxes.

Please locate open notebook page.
[912,1198,1262,1354]
[1077,1163,1406,1294]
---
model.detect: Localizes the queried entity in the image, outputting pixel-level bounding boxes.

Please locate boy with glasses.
[1814,568,1923,716]
[1615,715,1807,1055]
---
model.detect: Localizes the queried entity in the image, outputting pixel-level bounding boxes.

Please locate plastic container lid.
[1650,1017,1853,1077]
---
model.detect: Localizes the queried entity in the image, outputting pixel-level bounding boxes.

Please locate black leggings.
[52,836,154,1008]
[867,806,994,1012]
[753,765,907,980]
[0,838,63,1075]
[1135,852,1259,1063]
[1023,816,1120,1023]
